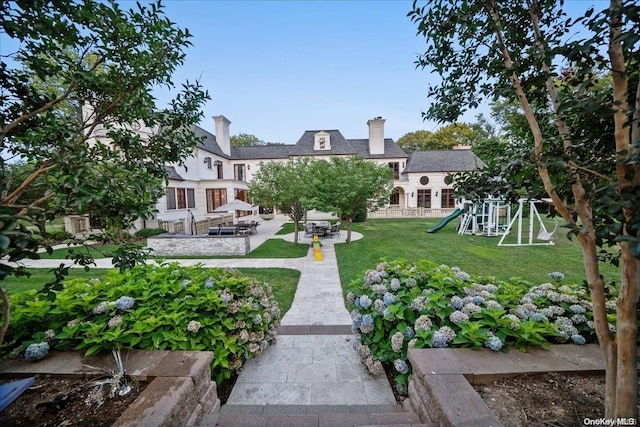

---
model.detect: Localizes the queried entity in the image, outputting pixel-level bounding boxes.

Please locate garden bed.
[0,376,148,426]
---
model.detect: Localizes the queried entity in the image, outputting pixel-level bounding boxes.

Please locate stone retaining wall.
[147,234,250,256]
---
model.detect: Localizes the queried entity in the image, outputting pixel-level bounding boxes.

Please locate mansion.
[66,115,484,233]
[154,115,484,226]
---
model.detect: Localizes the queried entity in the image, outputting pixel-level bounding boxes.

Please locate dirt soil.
[474,372,639,427]
[0,376,147,427]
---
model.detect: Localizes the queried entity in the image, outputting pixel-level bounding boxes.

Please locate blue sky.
[151,0,605,144]
[3,0,605,144]
[152,0,436,143]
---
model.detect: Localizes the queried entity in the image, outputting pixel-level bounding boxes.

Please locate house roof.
[348,139,408,159]
[165,165,184,181]
[404,149,485,173]
[193,125,228,158]
[190,125,408,161]
[231,144,293,160]
[290,130,356,156]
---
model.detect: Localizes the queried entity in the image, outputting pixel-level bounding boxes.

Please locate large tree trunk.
[607,0,639,418]
[488,0,638,417]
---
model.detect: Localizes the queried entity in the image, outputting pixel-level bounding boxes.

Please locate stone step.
[199,404,431,427]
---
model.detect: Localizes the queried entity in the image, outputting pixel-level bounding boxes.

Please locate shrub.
[48,230,73,242]
[134,228,168,238]
[346,259,618,395]
[4,262,281,383]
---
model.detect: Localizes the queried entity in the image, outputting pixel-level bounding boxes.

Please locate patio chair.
[304,223,315,238]
[332,222,341,237]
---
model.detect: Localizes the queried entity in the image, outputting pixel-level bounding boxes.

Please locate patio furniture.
[304,223,315,238]
[328,223,341,237]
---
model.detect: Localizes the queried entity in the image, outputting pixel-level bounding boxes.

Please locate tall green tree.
[311,157,394,243]
[397,123,477,153]
[249,159,314,244]
[0,0,209,347]
[410,0,639,417]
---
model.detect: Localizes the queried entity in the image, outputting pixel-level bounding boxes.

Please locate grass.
[1,267,300,316]
[335,218,620,289]
[37,244,125,259]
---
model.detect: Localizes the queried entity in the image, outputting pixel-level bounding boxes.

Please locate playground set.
[428,198,558,247]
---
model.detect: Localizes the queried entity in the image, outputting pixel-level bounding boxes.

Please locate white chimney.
[213,115,231,156]
[367,116,385,155]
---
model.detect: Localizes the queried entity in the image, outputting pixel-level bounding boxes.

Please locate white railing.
[369,207,456,218]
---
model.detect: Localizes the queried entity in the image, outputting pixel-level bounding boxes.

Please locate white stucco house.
[65,115,484,233]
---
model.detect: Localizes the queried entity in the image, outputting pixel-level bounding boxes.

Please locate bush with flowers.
[347,259,620,395]
[2,261,281,383]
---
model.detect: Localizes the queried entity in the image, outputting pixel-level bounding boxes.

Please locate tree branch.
[1,163,57,205]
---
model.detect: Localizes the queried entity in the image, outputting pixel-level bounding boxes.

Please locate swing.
[537,222,558,241]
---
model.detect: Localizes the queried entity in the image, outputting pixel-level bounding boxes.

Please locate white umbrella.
[213,199,255,212]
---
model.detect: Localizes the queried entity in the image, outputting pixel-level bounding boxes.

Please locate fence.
[368,207,456,219]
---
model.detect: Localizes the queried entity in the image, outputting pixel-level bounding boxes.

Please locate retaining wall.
[147,234,250,256]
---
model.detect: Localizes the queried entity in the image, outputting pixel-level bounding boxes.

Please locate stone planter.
[0,350,219,426]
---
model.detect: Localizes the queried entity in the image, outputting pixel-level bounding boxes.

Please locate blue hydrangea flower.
[569,304,586,314]
[528,312,548,322]
[204,279,214,289]
[484,336,503,351]
[449,310,469,324]
[548,271,565,280]
[25,342,49,361]
[432,331,448,348]
[404,327,415,339]
[383,292,395,306]
[359,295,372,308]
[394,359,409,375]
[115,296,135,310]
[571,334,586,345]
[454,271,470,281]
[390,278,401,291]
[450,296,464,310]
[361,314,374,327]
[472,296,485,305]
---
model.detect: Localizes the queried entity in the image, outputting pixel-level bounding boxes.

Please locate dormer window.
[314,131,331,151]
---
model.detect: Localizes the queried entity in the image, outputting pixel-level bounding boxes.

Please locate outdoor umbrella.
[213,199,255,212]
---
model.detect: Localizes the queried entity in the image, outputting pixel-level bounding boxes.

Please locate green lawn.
[1,267,300,316]
[335,218,619,288]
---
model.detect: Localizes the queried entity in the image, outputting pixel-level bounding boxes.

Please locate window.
[441,189,455,208]
[319,137,326,149]
[420,176,429,185]
[166,187,177,210]
[176,188,186,209]
[206,189,227,212]
[234,164,246,181]
[388,162,400,179]
[166,187,195,210]
[187,189,196,208]
[215,161,223,179]
[389,189,400,205]
[417,189,431,208]
[444,174,453,185]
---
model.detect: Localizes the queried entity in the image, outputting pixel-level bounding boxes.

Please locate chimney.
[213,115,231,156]
[367,116,385,155]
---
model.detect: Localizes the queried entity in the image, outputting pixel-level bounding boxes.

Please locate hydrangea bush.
[3,262,281,383]
[347,259,619,395]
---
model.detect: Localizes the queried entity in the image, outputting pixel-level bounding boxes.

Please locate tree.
[311,157,394,243]
[410,0,638,417]
[0,0,209,348]
[231,133,263,147]
[397,123,477,153]
[248,159,314,244]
